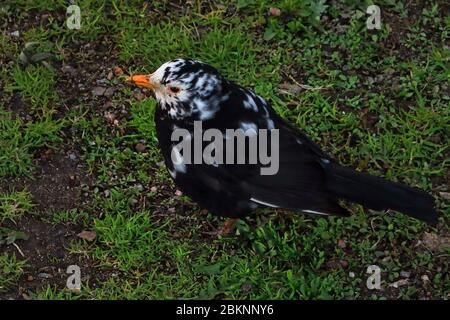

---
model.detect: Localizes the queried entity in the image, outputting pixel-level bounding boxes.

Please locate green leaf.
[263,28,277,41]
[253,241,266,254]
[29,52,54,63]
[236,0,250,9]
[311,0,328,17]
[196,262,222,275]
[24,42,40,51]
[0,228,29,246]
[19,51,30,65]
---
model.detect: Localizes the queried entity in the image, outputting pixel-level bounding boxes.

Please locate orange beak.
[125,74,157,90]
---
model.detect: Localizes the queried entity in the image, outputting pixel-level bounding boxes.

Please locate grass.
[6,65,60,111]
[0,106,63,177]
[0,253,28,293]
[0,0,449,299]
[0,190,33,223]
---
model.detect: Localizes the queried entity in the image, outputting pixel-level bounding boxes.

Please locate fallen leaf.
[22,293,32,300]
[337,239,347,249]
[389,279,409,288]
[279,82,303,95]
[43,148,54,158]
[241,283,253,293]
[132,91,146,101]
[422,232,450,252]
[77,230,97,242]
[104,112,116,123]
[114,66,124,76]
[439,192,450,200]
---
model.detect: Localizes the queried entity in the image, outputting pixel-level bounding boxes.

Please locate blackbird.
[127,58,437,229]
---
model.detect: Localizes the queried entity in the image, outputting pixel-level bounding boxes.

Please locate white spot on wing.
[168,168,177,178]
[266,119,275,130]
[171,146,187,174]
[243,94,258,111]
[240,122,258,134]
[250,198,279,208]
[302,209,330,216]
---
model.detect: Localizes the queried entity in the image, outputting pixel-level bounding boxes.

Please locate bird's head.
[126,58,227,120]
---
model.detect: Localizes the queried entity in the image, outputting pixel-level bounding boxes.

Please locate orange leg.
[217,218,239,236]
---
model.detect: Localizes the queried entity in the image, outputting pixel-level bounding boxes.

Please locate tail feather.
[323,163,438,225]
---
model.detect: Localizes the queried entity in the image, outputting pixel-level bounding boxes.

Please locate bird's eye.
[168,86,180,94]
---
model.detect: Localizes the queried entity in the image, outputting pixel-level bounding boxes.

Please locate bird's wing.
[188,85,349,217]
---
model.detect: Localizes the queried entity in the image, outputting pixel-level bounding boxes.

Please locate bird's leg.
[217,218,239,236]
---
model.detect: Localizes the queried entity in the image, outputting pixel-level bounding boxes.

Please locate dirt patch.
[0,216,106,299]
[7,94,32,121]
[27,152,88,213]
[1,152,90,214]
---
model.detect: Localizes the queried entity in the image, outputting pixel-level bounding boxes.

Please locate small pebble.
[104,87,115,98]
[400,271,411,278]
[92,86,106,96]
[37,272,53,279]
[61,65,77,76]
[135,143,146,153]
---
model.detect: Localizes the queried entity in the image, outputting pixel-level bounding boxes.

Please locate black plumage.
[128,58,438,225]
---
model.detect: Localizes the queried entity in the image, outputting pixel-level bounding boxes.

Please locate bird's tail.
[323,162,437,225]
